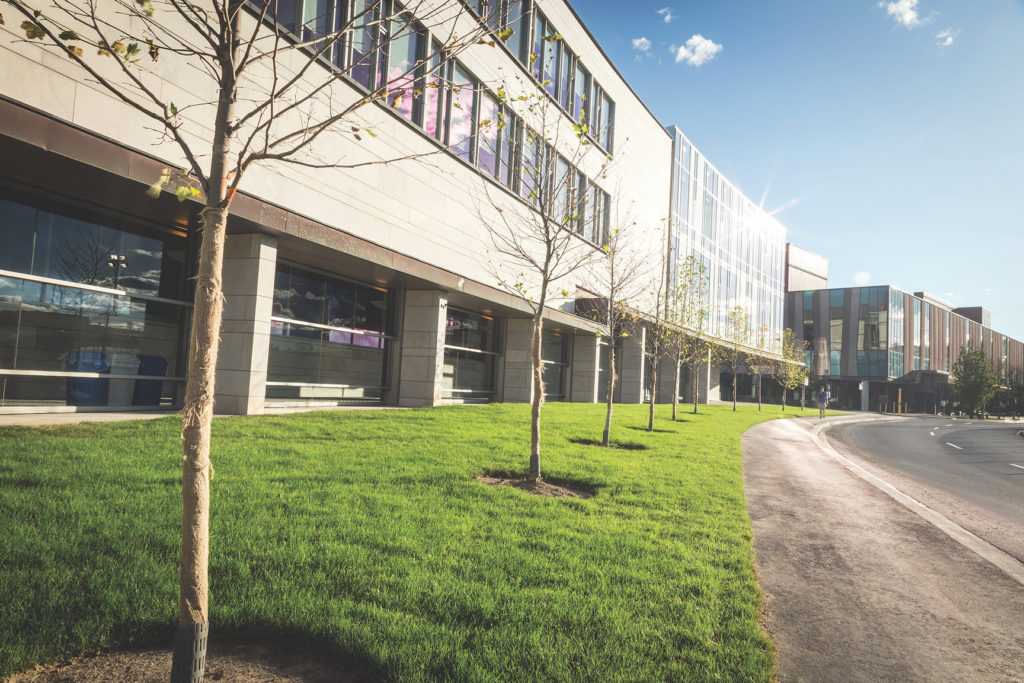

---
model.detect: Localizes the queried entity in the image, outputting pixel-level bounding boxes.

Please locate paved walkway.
[743,416,1024,682]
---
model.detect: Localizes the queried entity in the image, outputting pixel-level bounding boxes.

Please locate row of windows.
[466,0,615,152]
[249,0,612,247]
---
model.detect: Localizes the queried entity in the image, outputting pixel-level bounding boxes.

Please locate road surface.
[827,416,1024,563]
[743,416,1024,682]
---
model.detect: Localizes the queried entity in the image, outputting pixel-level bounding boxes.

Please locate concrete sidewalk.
[0,410,179,427]
[743,416,1024,682]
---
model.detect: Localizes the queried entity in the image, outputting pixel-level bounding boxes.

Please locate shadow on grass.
[625,426,677,434]
[568,438,648,451]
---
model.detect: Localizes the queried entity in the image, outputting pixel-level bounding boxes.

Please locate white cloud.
[631,36,652,52]
[879,0,921,28]
[673,35,723,67]
[657,7,674,23]
[935,28,957,47]
[853,272,871,286]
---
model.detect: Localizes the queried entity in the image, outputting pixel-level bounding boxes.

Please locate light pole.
[107,254,127,289]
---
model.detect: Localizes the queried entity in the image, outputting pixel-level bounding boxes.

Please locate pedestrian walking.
[816,386,827,418]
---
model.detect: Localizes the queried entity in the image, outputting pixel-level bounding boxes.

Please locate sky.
[570,0,1024,341]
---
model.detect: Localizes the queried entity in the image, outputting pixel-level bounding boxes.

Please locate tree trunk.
[671,355,680,421]
[528,311,544,482]
[692,357,700,415]
[757,374,762,411]
[171,206,227,683]
[781,388,786,412]
[603,340,616,447]
[172,13,239,678]
[648,356,657,431]
[732,356,738,411]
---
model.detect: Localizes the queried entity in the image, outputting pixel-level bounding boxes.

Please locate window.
[542,26,561,99]
[503,0,531,64]
[541,329,569,400]
[531,11,544,80]
[0,188,190,408]
[559,46,574,110]
[497,112,518,189]
[477,91,500,178]
[268,264,389,403]
[443,309,498,401]
[350,0,385,90]
[299,0,332,48]
[386,12,426,122]
[575,171,589,238]
[572,62,589,124]
[448,63,476,162]
[520,127,541,203]
[553,155,570,224]
[598,91,614,151]
[423,41,447,140]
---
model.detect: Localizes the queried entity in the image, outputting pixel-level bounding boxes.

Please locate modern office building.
[663,127,788,403]
[786,286,1024,412]
[784,243,828,292]
[0,0,792,414]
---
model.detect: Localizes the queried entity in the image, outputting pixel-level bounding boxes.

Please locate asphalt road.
[828,416,1024,563]
[744,417,1024,682]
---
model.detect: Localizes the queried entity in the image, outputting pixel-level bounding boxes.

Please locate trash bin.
[108,353,141,406]
[133,355,168,406]
[65,350,110,406]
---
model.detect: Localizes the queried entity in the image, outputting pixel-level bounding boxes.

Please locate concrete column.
[619,327,646,404]
[696,352,722,404]
[502,317,533,403]
[214,233,277,415]
[570,332,600,403]
[398,290,448,407]
[657,357,679,403]
[860,381,870,412]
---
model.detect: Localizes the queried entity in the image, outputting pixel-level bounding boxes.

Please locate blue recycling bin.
[65,350,110,406]
[133,355,168,406]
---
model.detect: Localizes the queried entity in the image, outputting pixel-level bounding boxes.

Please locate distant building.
[786,286,1024,412]
[784,244,828,292]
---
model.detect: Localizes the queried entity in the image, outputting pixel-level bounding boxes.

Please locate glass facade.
[0,187,189,408]
[668,127,786,347]
[443,308,497,401]
[912,298,921,371]
[267,263,389,402]
[829,289,844,375]
[888,289,905,378]
[923,302,930,371]
[856,286,887,376]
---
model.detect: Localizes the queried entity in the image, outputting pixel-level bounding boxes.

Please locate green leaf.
[174,186,190,202]
[58,30,79,41]
[497,28,514,41]
[169,103,178,117]
[145,182,162,198]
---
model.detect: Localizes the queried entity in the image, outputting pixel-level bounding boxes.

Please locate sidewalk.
[743,416,1024,682]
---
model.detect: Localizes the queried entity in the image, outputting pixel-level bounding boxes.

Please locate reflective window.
[423,42,446,141]
[350,0,384,90]
[477,92,500,178]
[386,13,425,122]
[448,63,476,162]
[541,329,569,400]
[443,309,497,401]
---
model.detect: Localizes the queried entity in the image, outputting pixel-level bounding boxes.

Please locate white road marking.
[810,418,1024,587]
[930,431,935,436]
[945,424,953,427]
[946,442,963,450]
[1010,464,1024,471]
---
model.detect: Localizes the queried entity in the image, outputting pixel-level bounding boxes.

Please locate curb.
[810,416,1024,588]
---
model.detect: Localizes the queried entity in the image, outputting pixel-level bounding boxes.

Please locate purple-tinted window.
[387,16,424,122]
[449,63,475,162]
[423,47,445,140]
[350,0,381,90]
[572,63,589,124]
[498,115,516,188]
[477,93,499,178]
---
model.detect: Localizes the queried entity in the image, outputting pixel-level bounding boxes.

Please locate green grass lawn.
[0,402,811,681]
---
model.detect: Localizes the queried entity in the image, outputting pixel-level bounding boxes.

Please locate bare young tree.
[769,328,809,412]
[723,305,751,412]
[483,79,608,482]
[586,202,650,446]
[6,0,492,677]
[675,255,716,415]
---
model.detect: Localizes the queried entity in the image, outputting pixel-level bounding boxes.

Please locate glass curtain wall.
[912,298,922,371]
[0,187,190,409]
[923,302,931,370]
[828,290,844,375]
[443,308,498,401]
[856,286,887,376]
[888,289,905,378]
[668,128,785,348]
[267,263,389,402]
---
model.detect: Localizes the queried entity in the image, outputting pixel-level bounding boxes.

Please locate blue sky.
[571,0,1024,341]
